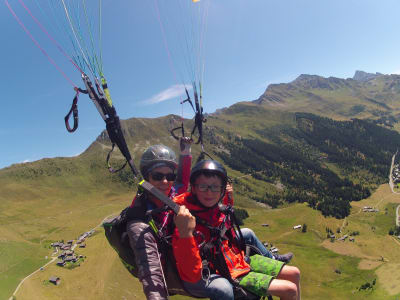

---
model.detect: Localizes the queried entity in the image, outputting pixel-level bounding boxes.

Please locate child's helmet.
[190,160,228,188]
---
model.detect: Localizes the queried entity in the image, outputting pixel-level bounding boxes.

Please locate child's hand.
[174,205,196,238]
[225,182,233,205]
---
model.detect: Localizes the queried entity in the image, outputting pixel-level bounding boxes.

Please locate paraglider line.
[17,0,85,75]
[5,0,77,88]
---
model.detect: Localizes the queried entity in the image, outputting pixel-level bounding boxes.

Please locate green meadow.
[3,182,397,300]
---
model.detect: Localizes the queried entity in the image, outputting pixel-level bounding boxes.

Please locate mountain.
[2,71,400,300]
[254,71,400,122]
[353,70,383,82]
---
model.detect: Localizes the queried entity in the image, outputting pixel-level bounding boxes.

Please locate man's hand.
[174,205,196,238]
[180,137,193,155]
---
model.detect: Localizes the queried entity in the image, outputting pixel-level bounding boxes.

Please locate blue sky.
[2,0,400,169]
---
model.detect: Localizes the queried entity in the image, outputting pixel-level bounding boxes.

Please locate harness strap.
[170,124,186,141]
[195,150,214,164]
[64,88,87,132]
[138,180,180,214]
[106,143,128,173]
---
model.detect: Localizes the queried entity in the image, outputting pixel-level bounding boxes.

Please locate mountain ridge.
[2,70,400,300]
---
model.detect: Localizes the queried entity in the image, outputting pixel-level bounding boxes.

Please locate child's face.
[192,174,223,207]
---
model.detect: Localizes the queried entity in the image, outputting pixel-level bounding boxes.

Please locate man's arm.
[175,137,192,194]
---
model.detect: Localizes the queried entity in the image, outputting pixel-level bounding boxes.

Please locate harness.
[192,204,250,293]
[103,190,191,296]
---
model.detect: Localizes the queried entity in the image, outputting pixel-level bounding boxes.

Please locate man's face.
[148,166,175,198]
[192,174,223,207]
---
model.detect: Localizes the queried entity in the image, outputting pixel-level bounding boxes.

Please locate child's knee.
[284,281,298,299]
[279,265,301,284]
[290,266,301,282]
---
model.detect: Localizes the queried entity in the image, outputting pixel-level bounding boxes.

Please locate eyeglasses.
[194,184,223,193]
[150,172,176,181]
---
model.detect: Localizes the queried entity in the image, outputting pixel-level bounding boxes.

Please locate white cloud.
[141,84,192,105]
[392,70,400,75]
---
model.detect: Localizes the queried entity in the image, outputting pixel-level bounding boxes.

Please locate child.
[173,160,301,300]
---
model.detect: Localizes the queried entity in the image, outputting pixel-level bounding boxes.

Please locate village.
[47,229,95,286]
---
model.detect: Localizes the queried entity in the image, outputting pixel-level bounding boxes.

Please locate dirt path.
[10,214,114,300]
[388,151,400,195]
[391,235,400,247]
[388,151,400,227]
[8,257,57,300]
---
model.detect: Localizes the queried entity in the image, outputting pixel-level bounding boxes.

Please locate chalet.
[337,235,348,241]
[349,237,355,242]
[261,224,269,227]
[64,256,77,262]
[58,253,66,259]
[293,225,302,230]
[51,242,61,248]
[79,243,86,248]
[67,240,74,245]
[363,207,379,212]
[49,276,60,285]
[65,250,74,255]
[57,261,65,267]
[61,245,71,250]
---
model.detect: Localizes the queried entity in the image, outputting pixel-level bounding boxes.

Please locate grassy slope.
[9,183,400,300]
[0,154,135,300]
[258,75,400,122]
[2,82,400,299]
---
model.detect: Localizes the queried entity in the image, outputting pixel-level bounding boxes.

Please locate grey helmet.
[140,145,178,178]
[190,160,228,188]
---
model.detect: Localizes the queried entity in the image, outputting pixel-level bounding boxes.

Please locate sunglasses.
[194,184,223,193]
[150,172,177,181]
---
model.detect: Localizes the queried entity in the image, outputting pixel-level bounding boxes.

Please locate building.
[49,276,61,285]
[293,225,302,230]
[61,245,71,250]
[56,261,65,267]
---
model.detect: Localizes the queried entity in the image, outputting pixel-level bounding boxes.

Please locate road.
[8,257,57,300]
[388,151,400,194]
[388,151,400,228]
[9,214,114,300]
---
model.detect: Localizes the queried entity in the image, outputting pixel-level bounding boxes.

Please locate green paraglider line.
[82,0,103,77]
[16,0,85,76]
[5,0,78,88]
[61,0,95,78]
[48,0,86,72]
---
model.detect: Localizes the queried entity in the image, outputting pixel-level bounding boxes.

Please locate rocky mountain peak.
[353,70,383,82]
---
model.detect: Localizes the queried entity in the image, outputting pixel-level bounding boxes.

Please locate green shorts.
[238,254,284,297]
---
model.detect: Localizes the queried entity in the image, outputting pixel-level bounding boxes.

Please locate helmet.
[140,145,178,178]
[190,160,228,187]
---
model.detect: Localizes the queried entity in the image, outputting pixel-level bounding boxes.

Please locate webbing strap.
[64,88,87,133]
[138,180,180,214]
[106,143,128,173]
